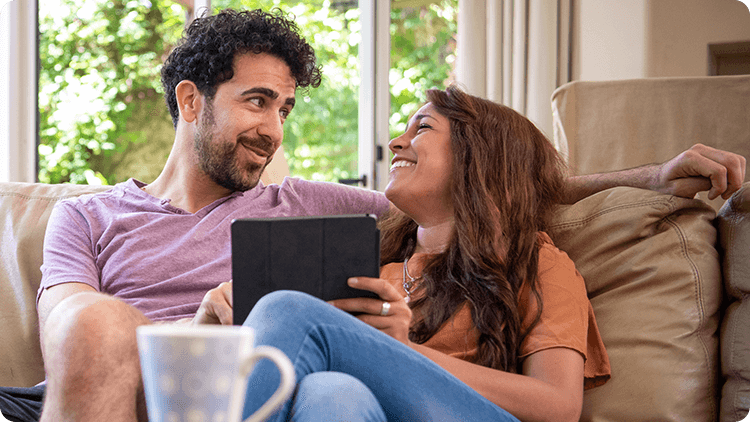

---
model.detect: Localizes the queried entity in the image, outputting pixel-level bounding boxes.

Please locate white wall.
[572,0,750,81]
[1,1,12,182]
[0,0,38,183]
[647,0,750,77]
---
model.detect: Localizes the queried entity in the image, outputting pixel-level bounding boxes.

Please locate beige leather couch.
[548,75,750,422]
[1,76,748,421]
[1,180,748,422]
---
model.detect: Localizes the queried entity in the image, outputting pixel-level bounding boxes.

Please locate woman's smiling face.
[385,103,454,226]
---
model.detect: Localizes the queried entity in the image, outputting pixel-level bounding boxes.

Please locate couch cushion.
[717,182,750,422]
[549,187,722,422]
[0,182,111,387]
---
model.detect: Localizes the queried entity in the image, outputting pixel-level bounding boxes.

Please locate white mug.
[137,325,295,422]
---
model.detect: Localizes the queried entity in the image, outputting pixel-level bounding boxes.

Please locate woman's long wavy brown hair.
[380,85,566,372]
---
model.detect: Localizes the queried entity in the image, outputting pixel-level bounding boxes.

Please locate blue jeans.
[242,291,520,422]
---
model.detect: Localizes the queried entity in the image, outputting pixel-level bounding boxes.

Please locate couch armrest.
[717,181,750,422]
[0,182,111,387]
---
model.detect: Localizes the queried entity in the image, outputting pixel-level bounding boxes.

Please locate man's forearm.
[562,164,660,204]
[562,144,747,204]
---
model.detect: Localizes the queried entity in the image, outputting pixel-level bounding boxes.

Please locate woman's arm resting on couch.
[562,143,747,204]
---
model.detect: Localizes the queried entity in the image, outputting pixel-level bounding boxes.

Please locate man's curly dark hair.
[160,8,322,127]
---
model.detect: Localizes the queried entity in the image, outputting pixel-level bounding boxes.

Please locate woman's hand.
[329,277,412,345]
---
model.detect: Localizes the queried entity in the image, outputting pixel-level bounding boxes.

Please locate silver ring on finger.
[380,301,391,316]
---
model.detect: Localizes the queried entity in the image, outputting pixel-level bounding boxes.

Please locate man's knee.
[42,293,149,368]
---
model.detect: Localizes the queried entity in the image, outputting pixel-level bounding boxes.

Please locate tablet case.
[231,215,381,325]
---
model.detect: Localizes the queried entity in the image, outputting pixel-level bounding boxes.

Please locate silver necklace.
[402,256,420,299]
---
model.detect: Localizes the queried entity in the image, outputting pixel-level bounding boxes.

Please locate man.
[0,7,745,422]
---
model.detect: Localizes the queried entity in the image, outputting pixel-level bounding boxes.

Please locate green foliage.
[38,0,183,184]
[390,1,457,138]
[38,0,456,184]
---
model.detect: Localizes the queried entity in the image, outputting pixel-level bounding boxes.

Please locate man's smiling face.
[193,52,296,191]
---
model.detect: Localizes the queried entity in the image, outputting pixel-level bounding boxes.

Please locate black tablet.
[231,215,381,325]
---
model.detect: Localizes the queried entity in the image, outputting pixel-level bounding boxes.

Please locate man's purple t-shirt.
[39,177,390,322]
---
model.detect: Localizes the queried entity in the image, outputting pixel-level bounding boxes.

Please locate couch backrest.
[551,75,750,212]
[0,182,111,387]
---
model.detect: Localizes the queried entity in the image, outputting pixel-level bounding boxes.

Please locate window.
[32,0,457,187]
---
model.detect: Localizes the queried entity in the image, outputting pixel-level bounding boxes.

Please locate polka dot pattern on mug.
[139,331,247,422]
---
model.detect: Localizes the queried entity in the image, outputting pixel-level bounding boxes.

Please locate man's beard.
[193,106,274,192]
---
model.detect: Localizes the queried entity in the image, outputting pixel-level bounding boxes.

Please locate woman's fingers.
[327,277,412,344]
[347,276,404,301]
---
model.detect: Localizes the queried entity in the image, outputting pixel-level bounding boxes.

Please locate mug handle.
[227,345,296,422]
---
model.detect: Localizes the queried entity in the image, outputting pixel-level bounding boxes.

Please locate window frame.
[359,0,391,191]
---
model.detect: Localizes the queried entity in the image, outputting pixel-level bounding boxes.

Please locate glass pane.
[38,0,184,184]
[389,0,457,139]
[216,0,361,183]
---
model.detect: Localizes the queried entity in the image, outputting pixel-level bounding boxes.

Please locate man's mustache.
[237,135,275,159]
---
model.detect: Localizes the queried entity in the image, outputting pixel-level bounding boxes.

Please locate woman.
[243,86,610,422]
